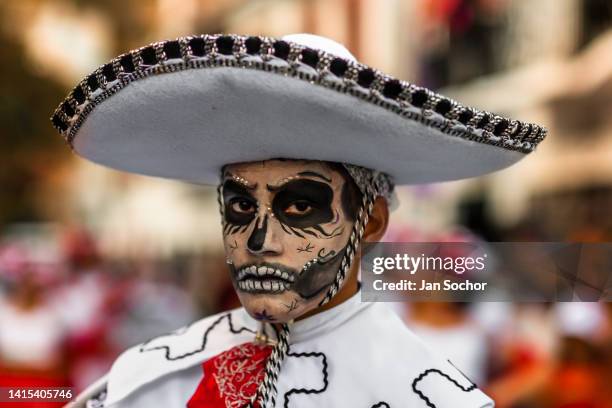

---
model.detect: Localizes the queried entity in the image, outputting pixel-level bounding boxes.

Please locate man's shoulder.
[69,307,257,407]
[335,303,495,407]
[123,307,256,364]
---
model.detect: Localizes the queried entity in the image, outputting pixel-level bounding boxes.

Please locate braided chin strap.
[248,164,393,408]
[318,164,393,307]
[249,323,290,408]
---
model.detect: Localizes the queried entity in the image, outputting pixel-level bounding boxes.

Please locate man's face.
[220,160,357,323]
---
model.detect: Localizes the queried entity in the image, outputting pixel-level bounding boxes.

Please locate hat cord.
[318,179,376,307]
[249,322,291,408]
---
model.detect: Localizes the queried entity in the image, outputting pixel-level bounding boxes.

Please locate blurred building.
[1,0,610,252]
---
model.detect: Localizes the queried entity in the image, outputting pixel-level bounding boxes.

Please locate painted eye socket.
[230,199,256,214]
[284,200,314,216]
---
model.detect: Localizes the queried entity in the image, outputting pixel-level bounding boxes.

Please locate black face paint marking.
[253,309,275,322]
[289,226,306,239]
[247,215,268,252]
[317,247,337,262]
[292,245,347,299]
[228,262,237,280]
[330,209,340,225]
[299,228,320,238]
[222,180,257,228]
[340,177,362,222]
[223,171,257,190]
[279,222,292,235]
[228,239,238,253]
[229,224,242,235]
[296,171,332,183]
[227,223,250,235]
[306,224,345,239]
[282,299,299,312]
[271,179,334,229]
[297,242,314,253]
[296,225,344,240]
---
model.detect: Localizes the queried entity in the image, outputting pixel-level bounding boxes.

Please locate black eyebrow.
[223,171,257,190]
[266,171,332,192]
[223,179,256,198]
[297,171,332,183]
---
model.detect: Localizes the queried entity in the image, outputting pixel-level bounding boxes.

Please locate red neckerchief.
[188,342,272,408]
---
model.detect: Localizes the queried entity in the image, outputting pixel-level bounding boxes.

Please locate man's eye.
[284,201,313,216]
[230,199,256,214]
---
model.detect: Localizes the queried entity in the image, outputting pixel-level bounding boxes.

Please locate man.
[51,33,546,407]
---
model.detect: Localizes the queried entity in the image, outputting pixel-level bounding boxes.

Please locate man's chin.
[239,291,304,322]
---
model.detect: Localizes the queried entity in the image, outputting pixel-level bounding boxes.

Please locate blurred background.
[0,0,611,407]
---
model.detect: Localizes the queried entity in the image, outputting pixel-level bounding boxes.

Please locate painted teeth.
[238,278,290,293]
[238,266,295,280]
[236,266,297,292]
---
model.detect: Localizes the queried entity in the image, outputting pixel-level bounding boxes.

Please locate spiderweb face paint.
[219,159,356,323]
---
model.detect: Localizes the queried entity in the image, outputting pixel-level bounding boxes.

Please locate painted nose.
[247,215,282,255]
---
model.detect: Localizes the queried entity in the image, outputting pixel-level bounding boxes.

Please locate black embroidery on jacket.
[85,387,107,408]
[139,313,255,361]
[411,361,478,408]
[282,350,329,408]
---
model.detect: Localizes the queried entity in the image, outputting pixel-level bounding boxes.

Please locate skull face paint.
[220,160,359,323]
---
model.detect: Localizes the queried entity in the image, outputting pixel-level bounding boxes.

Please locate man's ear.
[363,196,389,242]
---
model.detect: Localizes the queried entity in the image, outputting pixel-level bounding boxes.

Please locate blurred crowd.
[397,301,612,407]
[1,223,611,407]
[384,217,612,408]
[0,228,202,406]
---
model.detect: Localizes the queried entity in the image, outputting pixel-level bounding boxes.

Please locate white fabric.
[407,321,489,385]
[111,365,202,407]
[0,298,65,369]
[74,35,523,186]
[282,33,357,61]
[105,311,256,405]
[65,374,108,408]
[89,289,494,407]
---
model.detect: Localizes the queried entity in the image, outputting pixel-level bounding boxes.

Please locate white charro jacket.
[69,290,494,408]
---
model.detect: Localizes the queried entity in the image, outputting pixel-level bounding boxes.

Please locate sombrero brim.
[51,34,546,185]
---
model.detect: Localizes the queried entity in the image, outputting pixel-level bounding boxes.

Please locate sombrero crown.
[51,33,547,185]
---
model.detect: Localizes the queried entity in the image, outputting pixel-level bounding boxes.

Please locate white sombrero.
[51,33,547,185]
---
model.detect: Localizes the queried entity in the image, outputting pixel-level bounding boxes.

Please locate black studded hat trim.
[51,34,546,154]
